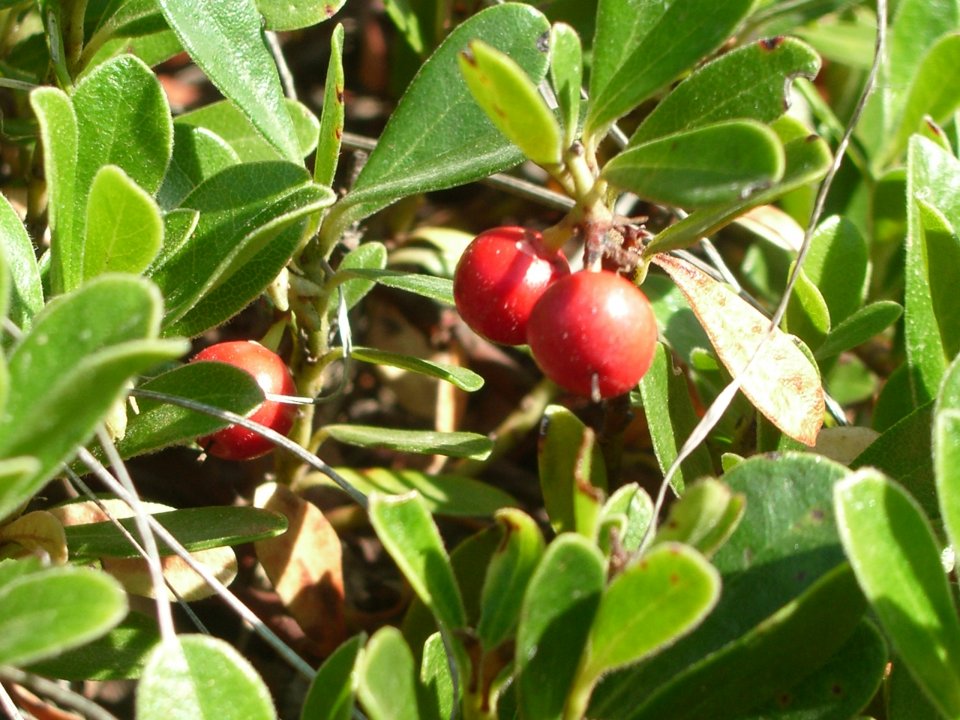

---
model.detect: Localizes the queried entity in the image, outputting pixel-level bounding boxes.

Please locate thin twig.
[265,30,298,101]
[0,680,25,720]
[0,666,120,720]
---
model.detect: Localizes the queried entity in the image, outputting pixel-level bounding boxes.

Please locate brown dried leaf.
[0,511,68,564]
[254,483,347,655]
[653,254,824,445]
[103,547,237,601]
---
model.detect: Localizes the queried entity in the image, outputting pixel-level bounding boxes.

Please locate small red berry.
[192,341,298,460]
[526,271,658,399]
[453,226,570,345]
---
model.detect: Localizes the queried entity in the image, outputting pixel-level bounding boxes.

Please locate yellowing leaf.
[254,483,346,655]
[0,511,68,565]
[653,254,824,445]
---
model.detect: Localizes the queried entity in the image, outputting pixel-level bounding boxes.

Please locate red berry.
[192,341,298,460]
[526,271,658,399]
[453,226,570,345]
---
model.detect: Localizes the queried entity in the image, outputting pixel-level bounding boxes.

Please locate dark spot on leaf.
[795,569,807,583]
[777,693,792,708]
[805,134,819,143]
[667,519,679,529]
[461,49,477,66]
[336,85,344,103]
[810,508,825,522]
[759,36,785,51]
[537,31,550,53]
[324,3,335,16]
[831,683,844,696]
[493,104,507,118]
[496,515,519,552]
[669,573,680,585]
[335,128,342,140]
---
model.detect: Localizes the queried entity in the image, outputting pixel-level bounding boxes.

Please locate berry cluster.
[453,226,658,399]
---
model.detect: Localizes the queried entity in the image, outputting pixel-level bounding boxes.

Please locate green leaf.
[604,120,784,208]
[653,478,745,558]
[85,0,167,45]
[369,491,466,631]
[326,467,517,517]
[334,268,454,305]
[585,0,755,140]
[549,22,583,148]
[815,301,903,360]
[581,543,719,682]
[537,404,607,535]
[784,264,831,349]
[638,343,715,492]
[256,0,345,30]
[301,633,364,720]
[630,37,821,145]
[83,165,163,280]
[0,566,127,667]
[459,39,562,166]
[325,425,492,460]
[0,192,42,330]
[420,632,454,720]
[647,120,832,255]
[314,23,345,187]
[0,277,187,521]
[802,216,869,326]
[515,533,605,720]
[29,87,79,295]
[157,124,240,210]
[836,469,960,719]
[936,355,960,556]
[175,99,320,163]
[349,346,484,391]
[116,361,264,459]
[148,162,333,328]
[917,200,960,359]
[65,506,287,561]
[477,508,545,651]
[323,4,550,241]
[27,611,160,680]
[357,627,420,720]
[327,242,388,313]
[598,484,654,554]
[137,634,276,720]
[156,0,301,162]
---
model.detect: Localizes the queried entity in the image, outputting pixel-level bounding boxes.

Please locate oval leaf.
[356,627,419,720]
[256,0,345,30]
[325,425,492,460]
[0,192,43,330]
[301,633,365,720]
[653,253,824,445]
[350,346,483,391]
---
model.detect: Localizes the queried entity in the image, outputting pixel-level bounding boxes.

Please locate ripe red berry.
[526,271,658,399]
[192,341,298,460]
[453,226,570,345]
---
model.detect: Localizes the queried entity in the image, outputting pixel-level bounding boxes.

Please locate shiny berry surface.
[192,341,297,460]
[453,226,570,345]
[526,270,658,399]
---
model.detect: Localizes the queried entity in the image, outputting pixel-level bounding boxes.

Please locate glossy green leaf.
[581,543,719,682]
[784,264,831,349]
[550,22,583,148]
[836,469,960,719]
[590,453,852,716]
[538,404,607,535]
[647,120,832,254]
[0,192,42,330]
[349,346,483,391]
[653,478,745,558]
[0,566,127,667]
[357,627,420,720]
[27,611,160,680]
[639,343,714,492]
[805,206,869,322]
[604,120,784,208]
[585,0,755,139]
[116,361,264,459]
[334,268,454,305]
[301,632,364,720]
[815,301,903,360]
[157,124,240,210]
[257,0,345,30]
[0,277,187,521]
[608,564,866,720]
[369,491,466,631]
[917,200,960,359]
[156,0,301,162]
[325,425,492,460]
[459,39,562,166]
[322,4,550,242]
[598,483,654,554]
[515,533,605,720]
[65,506,287,560]
[746,619,887,720]
[936,355,960,556]
[420,632,454,720]
[83,165,163,280]
[137,634,276,720]
[29,87,79,295]
[315,23,345,187]
[477,508,545,651]
[326,467,516,517]
[148,162,333,327]
[630,37,820,145]
[175,99,319,163]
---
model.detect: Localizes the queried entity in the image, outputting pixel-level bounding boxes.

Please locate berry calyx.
[526,270,658,399]
[192,341,298,460]
[453,226,570,346]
